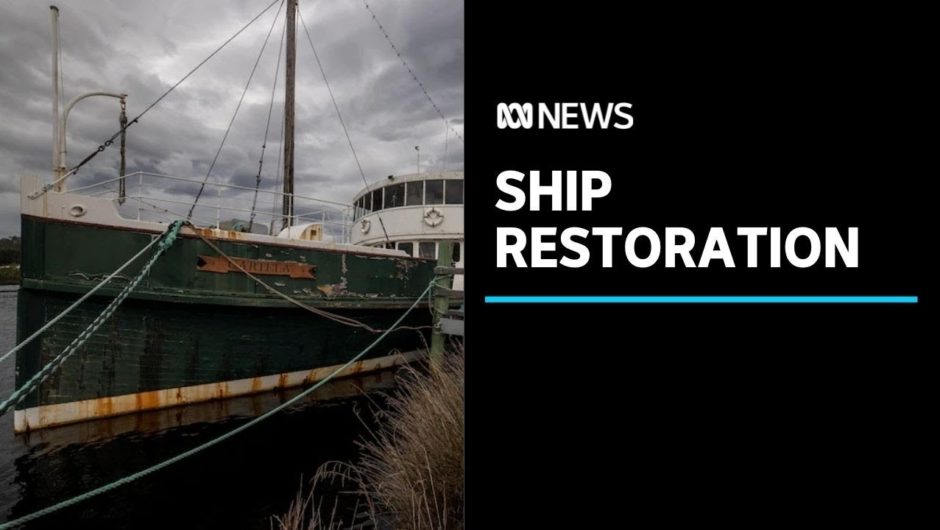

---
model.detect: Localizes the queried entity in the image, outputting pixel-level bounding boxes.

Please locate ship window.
[419,241,436,259]
[406,181,423,206]
[425,179,444,204]
[386,183,405,208]
[445,180,463,204]
[363,192,372,213]
[371,188,383,211]
[397,241,414,256]
[453,242,461,263]
[355,197,362,219]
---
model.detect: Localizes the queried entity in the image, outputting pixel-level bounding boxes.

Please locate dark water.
[0,287,389,529]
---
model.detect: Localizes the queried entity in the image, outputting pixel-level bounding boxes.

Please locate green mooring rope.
[0,220,184,418]
[0,280,435,529]
[0,231,166,366]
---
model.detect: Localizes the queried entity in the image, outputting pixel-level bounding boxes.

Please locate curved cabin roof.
[276,222,324,241]
[352,171,463,202]
[351,171,463,222]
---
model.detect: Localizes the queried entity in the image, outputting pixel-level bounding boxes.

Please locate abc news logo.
[496,102,633,130]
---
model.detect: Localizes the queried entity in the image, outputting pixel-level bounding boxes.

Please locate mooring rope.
[0,221,184,418]
[195,233,432,333]
[0,279,436,530]
[0,226,169,365]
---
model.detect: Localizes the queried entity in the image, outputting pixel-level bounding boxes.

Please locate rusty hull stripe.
[13,350,422,433]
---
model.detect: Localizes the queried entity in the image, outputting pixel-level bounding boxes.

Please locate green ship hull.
[15,215,435,432]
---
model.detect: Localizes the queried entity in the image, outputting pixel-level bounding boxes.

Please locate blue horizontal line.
[484,296,918,304]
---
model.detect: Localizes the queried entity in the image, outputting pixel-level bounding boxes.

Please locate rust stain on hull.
[15,350,422,433]
[20,370,400,446]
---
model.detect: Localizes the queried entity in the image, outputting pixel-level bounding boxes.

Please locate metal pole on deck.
[49,7,126,192]
[137,172,142,221]
[430,241,454,365]
[50,6,60,179]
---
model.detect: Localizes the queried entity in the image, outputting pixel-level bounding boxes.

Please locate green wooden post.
[430,241,454,364]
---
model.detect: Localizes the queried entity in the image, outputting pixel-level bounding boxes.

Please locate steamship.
[12,2,460,432]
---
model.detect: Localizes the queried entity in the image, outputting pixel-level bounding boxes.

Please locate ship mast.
[282,0,297,231]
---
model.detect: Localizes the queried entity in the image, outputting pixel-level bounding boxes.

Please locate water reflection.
[0,288,398,529]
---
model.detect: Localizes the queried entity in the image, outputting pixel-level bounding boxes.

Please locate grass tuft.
[273,349,464,530]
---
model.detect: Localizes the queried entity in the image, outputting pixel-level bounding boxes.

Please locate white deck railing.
[66,172,354,242]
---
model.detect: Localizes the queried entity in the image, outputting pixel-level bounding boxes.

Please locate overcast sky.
[0,0,464,236]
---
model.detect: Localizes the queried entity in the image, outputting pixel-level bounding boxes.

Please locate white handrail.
[60,171,353,208]
[126,195,350,228]
[66,175,128,194]
[131,172,351,208]
[55,171,356,238]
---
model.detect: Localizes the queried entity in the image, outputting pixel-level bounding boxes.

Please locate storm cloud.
[0,0,464,236]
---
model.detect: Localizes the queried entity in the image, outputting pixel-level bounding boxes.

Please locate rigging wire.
[43,0,283,191]
[118,98,128,203]
[360,0,464,145]
[297,7,391,244]
[442,120,449,172]
[249,12,288,233]
[198,234,432,332]
[188,0,287,221]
